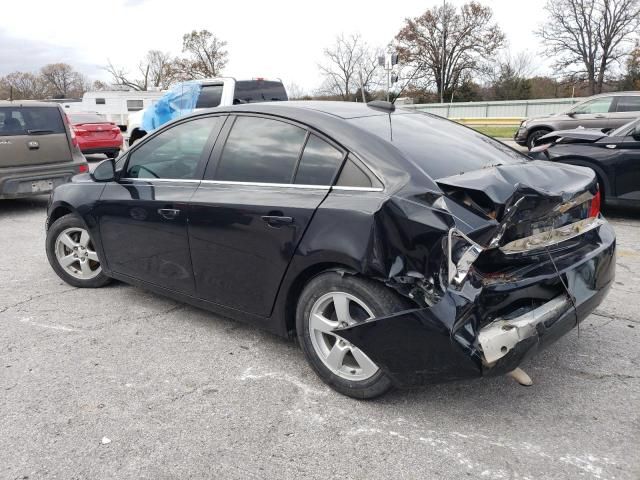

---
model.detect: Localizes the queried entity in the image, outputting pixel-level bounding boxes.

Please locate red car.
[68,113,123,158]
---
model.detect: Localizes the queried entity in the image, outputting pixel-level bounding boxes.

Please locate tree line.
[317,0,640,103]
[2,0,639,103]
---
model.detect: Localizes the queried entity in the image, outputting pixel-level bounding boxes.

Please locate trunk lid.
[436,160,598,247]
[0,105,72,168]
[73,122,121,140]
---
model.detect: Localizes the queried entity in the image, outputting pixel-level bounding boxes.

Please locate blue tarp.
[141,81,202,133]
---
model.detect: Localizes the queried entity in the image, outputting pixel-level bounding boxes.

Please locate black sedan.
[531,117,640,208]
[45,101,615,399]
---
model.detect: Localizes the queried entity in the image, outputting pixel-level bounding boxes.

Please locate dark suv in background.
[515,91,640,149]
[0,101,88,199]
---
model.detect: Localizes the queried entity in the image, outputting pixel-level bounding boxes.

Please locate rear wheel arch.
[283,262,359,338]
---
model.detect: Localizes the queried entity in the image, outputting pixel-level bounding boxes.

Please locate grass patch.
[468,125,519,138]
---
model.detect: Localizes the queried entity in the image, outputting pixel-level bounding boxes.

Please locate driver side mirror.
[567,111,576,118]
[633,124,640,141]
[90,158,116,182]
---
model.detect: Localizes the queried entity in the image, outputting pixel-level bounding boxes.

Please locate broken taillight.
[589,189,601,218]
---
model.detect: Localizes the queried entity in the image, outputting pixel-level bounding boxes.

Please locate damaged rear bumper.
[337,221,616,387]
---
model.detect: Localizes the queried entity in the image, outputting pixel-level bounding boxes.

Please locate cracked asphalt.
[1,195,639,480]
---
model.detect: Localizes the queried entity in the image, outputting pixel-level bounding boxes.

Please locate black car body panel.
[47,101,616,386]
[532,119,640,208]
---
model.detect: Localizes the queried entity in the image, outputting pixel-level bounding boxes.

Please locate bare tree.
[286,82,307,99]
[106,50,177,91]
[1,72,49,100]
[485,50,536,100]
[318,34,380,101]
[40,63,86,98]
[537,0,640,95]
[395,1,505,102]
[176,30,228,79]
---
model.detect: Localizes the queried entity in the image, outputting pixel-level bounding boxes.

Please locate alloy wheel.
[308,291,380,381]
[54,227,102,280]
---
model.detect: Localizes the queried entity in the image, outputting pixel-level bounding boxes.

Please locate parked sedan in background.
[515,91,640,149]
[45,102,614,398]
[68,112,123,158]
[530,117,640,209]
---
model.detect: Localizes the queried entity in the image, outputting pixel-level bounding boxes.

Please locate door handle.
[157,208,181,220]
[261,215,294,227]
[594,114,606,118]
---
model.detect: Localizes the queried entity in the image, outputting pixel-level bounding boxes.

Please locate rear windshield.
[349,112,526,179]
[233,80,288,104]
[69,113,107,124]
[0,106,65,136]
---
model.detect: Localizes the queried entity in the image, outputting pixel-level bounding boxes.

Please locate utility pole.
[440,0,446,104]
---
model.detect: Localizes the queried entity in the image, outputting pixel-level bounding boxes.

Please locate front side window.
[615,96,640,113]
[214,116,306,183]
[571,97,613,114]
[294,135,344,185]
[125,116,222,179]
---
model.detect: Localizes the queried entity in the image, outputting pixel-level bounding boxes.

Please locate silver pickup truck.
[0,101,88,199]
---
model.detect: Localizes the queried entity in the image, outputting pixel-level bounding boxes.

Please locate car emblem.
[27,140,39,148]
[97,126,103,131]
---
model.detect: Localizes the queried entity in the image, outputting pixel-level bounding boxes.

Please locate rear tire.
[46,214,111,288]
[526,129,551,150]
[296,271,408,399]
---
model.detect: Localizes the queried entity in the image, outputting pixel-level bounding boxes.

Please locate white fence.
[403,97,581,119]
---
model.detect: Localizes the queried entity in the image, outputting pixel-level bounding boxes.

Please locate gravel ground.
[1,196,639,480]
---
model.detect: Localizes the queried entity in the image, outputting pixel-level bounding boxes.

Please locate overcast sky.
[1,0,549,92]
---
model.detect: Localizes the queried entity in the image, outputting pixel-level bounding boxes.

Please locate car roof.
[586,91,640,98]
[183,101,435,193]
[0,100,61,108]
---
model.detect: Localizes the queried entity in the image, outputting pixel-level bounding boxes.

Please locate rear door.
[188,115,345,316]
[609,96,640,130]
[0,106,71,167]
[613,125,640,203]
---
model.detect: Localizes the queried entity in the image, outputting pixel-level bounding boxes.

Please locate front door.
[188,115,346,316]
[95,115,225,294]
[568,96,613,130]
[613,129,640,203]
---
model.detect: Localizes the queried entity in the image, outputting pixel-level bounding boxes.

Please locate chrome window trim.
[120,177,201,184]
[118,177,384,192]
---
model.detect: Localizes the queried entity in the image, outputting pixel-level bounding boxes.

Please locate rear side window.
[0,107,65,136]
[615,96,640,113]
[233,81,288,104]
[196,85,223,108]
[294,135,344,185]
[336,156,374,188]
[214,116,306,183]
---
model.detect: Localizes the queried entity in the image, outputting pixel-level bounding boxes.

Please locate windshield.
[69,113,107,124]
[349,112,526,179]
[609,117,640,137]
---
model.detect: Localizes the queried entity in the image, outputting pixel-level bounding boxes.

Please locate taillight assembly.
[77,163,89,174]
[64,114,80,148]
[589,189,601,218]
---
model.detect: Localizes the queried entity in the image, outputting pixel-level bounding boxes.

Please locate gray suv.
[515,91,640,149]
[0,101,88,199]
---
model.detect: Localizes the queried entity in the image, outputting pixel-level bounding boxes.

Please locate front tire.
[46,214,111,288]
[526,129,551,150]
[296,272,408,399]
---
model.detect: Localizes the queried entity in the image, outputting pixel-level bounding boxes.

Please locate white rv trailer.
[60,90,164,130]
